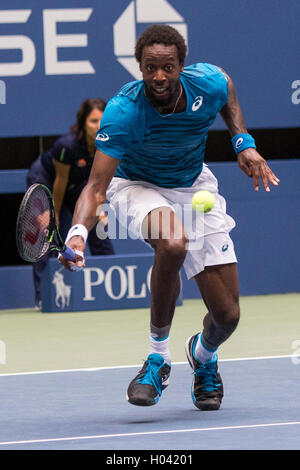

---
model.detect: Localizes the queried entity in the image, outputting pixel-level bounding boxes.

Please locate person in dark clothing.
[27,98,115,309]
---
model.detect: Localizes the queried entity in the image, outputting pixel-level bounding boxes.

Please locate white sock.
[150,335,171,364]
[194,332,217,364]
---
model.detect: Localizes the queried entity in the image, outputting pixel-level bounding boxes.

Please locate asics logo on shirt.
[96,132,110,142]
[192,96,203,111]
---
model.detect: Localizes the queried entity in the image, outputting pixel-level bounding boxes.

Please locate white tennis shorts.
[107,164,237,279]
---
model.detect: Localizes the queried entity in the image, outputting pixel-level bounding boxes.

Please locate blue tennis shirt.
[95,63,228,188]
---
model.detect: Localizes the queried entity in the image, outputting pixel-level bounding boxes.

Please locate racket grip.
[61,245,77,262]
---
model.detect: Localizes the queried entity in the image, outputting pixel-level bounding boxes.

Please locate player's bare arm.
[219,69,280,192]
[59,149,119,271]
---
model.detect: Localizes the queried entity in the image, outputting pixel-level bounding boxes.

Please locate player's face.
[140,43,183,107]
[85,108,104,142]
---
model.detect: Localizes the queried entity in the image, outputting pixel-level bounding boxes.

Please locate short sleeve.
[95,96,136,160]
[206,64,229,110]
[183,63,228,115]
[49,135,74,165]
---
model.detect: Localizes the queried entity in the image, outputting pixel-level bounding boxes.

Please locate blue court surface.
[0,356,299,450]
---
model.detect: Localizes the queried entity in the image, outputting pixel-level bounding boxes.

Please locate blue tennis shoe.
[127,353,171,406]
[185,334,223,410]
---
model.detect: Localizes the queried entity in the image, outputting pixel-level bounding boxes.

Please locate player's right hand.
[59,235,86,271]
[237,148,280,192]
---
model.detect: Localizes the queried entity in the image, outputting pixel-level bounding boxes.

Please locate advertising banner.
[0,0,299,137]
[40,253,183,312]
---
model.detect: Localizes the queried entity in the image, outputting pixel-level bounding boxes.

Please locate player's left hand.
[237,148,280,192]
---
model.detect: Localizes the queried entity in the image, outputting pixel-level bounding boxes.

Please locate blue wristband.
[232,133,256,156]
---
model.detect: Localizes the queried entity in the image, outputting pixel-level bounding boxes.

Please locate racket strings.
[16,185,52,262]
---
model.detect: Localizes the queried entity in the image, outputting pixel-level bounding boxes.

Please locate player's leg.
[186,262,240,410]
[195,262,240,353]
[88,231,115,255]
[87,225,115,255]
[27,156,55,309]
[127,206,188,406]
[145,207,187,334]
[146,207,186,364]
[32,258,48,311]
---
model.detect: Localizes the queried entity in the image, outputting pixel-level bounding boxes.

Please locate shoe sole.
[126,393,159,407]
[126,378,170,407]
[185,335,222,411]
[185,335,196,370]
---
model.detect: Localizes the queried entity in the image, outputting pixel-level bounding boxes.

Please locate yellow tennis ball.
[192,190,215,213]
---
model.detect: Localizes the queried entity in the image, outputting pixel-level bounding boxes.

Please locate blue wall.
[0,1,299,310]
[0,159,299,310]
[0,0,299,136]
[183,159,300,298]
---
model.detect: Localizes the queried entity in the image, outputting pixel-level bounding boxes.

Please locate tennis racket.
[16,183,78,264]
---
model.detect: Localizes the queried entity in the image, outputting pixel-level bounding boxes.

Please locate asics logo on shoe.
[161,372,169,382]
[96,132,109,142]
[192,96,203,111]
[127,355,170,406]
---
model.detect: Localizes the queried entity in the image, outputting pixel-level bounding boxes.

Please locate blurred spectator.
[27,98,115,309]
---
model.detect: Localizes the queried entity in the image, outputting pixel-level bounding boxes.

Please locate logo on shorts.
[96,132,109,142]
[222,243,229,252]
[192,96,203,111]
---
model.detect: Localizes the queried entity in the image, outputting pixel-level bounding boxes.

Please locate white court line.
[0,354,294,377]
[0,421,300,447]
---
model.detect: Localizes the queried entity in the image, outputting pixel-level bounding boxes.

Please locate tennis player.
[59,25,279,410]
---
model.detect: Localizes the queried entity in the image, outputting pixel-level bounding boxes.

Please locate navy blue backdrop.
[0,1,299,310]
[0,0,299,137]
[0,159,299,310]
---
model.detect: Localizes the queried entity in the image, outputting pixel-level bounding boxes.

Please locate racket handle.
[61,245,77,262]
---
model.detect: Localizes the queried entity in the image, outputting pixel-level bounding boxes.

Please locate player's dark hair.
[135,24,187,65]
[71,98,106,142]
